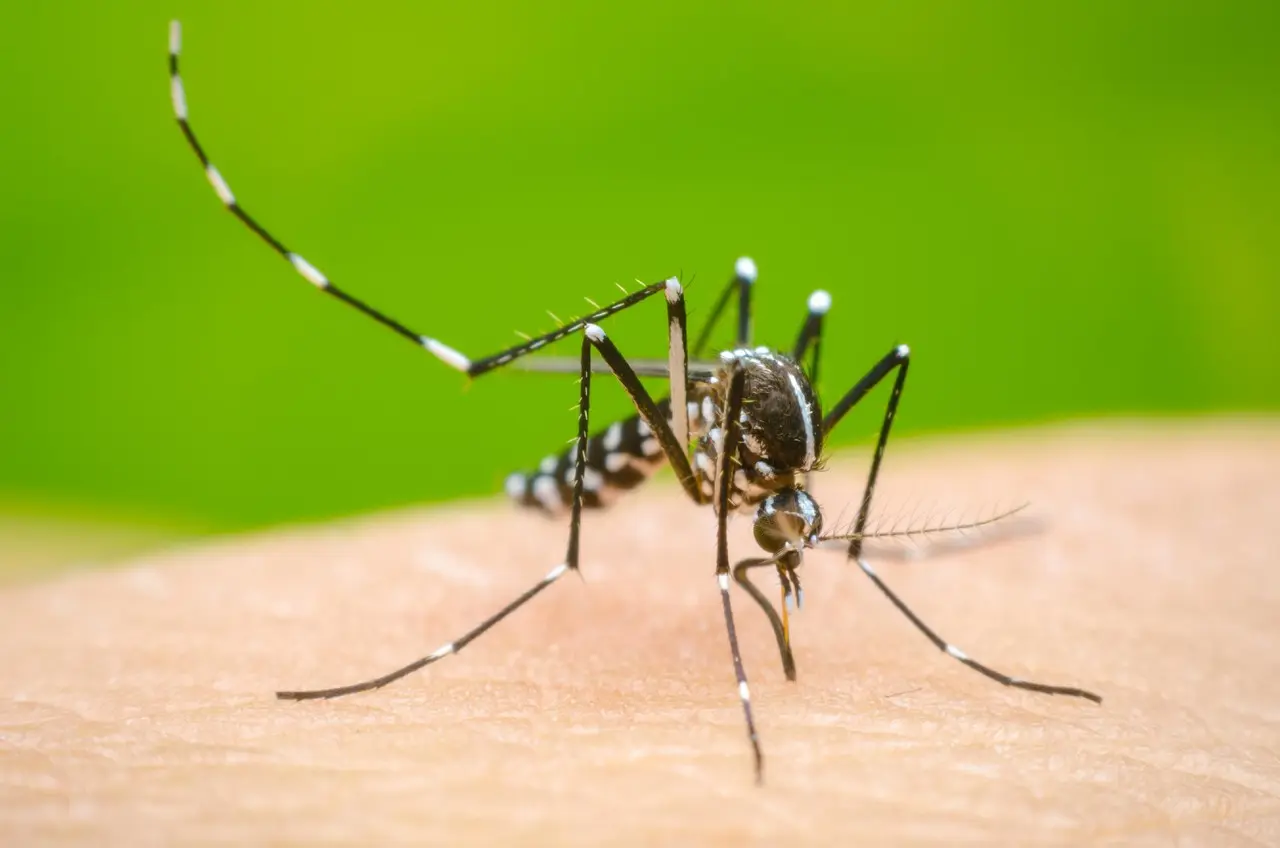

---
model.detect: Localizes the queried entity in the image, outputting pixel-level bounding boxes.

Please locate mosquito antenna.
[818,503,1030,545]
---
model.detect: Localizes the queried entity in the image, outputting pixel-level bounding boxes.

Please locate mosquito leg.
[792,289,832,387]
[692,257,757,357]
[274,322,651,701]
[792,289,832,490]
[732,556,797,682]
[664,273,692,453]
[854,557,1102,702]
[823,345,1100,703]
[562,335,593,570]
[276,560,571,700]
[822,344,911,556]
[583,314,707,505]
[168,21,672,380]
[281,292,707,700]
[712,364,765,782]
[534,333,770,776]
[511,280,705,509]
[174,20,663,703]
[280,335,599,700]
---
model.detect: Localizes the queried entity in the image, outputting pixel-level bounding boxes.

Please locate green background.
[1,2,1277,564]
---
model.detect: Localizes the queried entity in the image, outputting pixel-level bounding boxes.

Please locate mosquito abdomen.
[505,400,673,513]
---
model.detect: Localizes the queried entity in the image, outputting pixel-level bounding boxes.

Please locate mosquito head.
[753,488,823,556]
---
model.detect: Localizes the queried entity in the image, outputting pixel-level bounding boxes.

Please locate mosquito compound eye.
[753,490,822,553]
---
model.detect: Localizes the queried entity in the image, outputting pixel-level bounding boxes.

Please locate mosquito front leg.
[822,343,911,556]
[514,327,763,774]
[710,363,766,782]
[822,344,1101,703]
[852,557,1102,702]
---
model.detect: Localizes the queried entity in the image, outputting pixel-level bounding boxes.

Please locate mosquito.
[167,21,1100,783]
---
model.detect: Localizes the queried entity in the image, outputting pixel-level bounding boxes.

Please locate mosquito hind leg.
[792,288,832,492]
[792,289,831,386]
[692,257,757,357]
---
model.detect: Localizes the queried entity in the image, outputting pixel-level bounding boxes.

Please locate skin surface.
[2,421,1278,845]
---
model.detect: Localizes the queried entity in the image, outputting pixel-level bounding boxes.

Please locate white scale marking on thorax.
[786,371,816,468]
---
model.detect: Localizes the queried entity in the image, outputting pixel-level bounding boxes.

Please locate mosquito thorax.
[753,488,823,554]
[693,347,824,509]
[720,347,822,474]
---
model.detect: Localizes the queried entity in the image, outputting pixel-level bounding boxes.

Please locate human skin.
[2,421,1278,845]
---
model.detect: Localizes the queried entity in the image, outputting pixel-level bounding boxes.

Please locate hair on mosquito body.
[166,20,1101,785]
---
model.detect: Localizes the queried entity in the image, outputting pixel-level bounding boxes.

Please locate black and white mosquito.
[168,21,1100,782]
